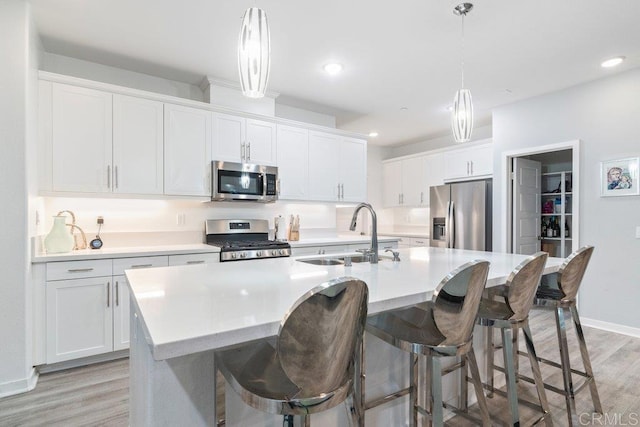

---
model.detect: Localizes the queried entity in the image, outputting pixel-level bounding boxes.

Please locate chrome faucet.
[349,203,378,264]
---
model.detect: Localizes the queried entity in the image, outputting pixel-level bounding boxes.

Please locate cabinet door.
[339,137,367,202]
[276,125,309,200]
[46,277,113,363]
[382,161,402,207]
[468,144,493,177]
[113,95,164,195]
[422,153,444,206]
[401,157,423,206]
[308,131,340,201]
[246,119,276,165]
[51,83,112,193]
[112,275,130,351]
[212,112,245,163]
[164,104,212,196]
[443,149,471,181]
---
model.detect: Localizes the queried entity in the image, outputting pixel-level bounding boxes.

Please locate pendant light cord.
[460,13,465,89]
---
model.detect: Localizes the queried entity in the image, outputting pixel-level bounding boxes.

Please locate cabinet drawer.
[46,259,112,281]
[168,253,218,266]
[113,256,168,275]
[410,238,429,247]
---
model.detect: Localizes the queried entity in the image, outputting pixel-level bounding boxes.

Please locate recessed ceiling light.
[601,56,625,68]
[368,131,379,138]
[400,106,408,111]
[323,63,343,75]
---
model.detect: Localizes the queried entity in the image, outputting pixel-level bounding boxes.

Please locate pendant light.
[238,7,271,98]
[451,3,474,143]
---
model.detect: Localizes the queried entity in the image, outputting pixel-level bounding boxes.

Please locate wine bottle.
[565,221,569,238]
[542,219,547,236]
[547,219,553,237]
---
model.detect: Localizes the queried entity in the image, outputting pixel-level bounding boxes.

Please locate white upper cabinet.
[382,160,403,207]
[213,112,276,165]
[276,125,309,200]
[164,104,212,196]
[339,136,367,202]
[443,142,493,181]
[422,152,445,204]
[50,83,113,193]
[401,156,424,206]
[308,131,367,202]
[382,152,445,208]
[113,95,164,195]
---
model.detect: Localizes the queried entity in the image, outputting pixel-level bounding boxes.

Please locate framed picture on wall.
[601,157,639,197]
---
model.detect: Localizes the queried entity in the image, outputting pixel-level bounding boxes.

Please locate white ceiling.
[30,0,640,146]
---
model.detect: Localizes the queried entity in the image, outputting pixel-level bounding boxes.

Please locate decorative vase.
[44,215,74,254]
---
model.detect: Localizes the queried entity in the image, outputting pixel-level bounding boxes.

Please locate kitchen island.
[126,247,563,426]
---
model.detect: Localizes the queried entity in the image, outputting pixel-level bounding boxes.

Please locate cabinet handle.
[115,166,119,189]
[186,260,205,264]
[338,184,341,199]
[341,183,344,199]
[67,268,94,273]
[241,142,246,161]
[420,191,424,204]
[107,281,110,308]
[276,179,281,195]
[107,165,111,189]
[247,142,251,161]
[469,161,473,176]
[131,264,153,268]
[398,194,401,205]
[116,281,119,306]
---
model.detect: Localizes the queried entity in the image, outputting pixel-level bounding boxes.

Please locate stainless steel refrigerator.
[430,180,492,251]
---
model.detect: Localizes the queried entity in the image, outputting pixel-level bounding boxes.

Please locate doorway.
[502,140,580,257]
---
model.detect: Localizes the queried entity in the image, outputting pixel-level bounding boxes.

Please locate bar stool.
[365,260,492,426]
[215,277,369,427]
[477,251,552,426]
[529,245,602,426]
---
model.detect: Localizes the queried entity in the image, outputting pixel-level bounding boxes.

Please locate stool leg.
[410,353,419,427]
[352,336,365,427]
[459,356,468,410]
[513,330,519,383]
[570,305,603,414]
[431,356,444,427]
[501,327,520,426]
[425,354,433,427]
[303,414,310,427]
[522,322,552,426]
[467,347,491,427]
[486,325,495,397]
[555,306,579,426]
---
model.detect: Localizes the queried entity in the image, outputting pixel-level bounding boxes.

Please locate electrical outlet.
[35,210,40,226]
[176,213,186,226]
[97,216,104,225]
[636,226,640,239]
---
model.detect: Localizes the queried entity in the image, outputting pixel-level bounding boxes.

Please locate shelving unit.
[541,171,572,257]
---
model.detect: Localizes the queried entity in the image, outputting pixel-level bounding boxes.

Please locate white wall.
[0,0,39,397]
[388,124,492,159]
[42,52,204,101]
[493,68,640,331]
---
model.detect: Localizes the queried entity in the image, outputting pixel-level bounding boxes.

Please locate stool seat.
[535,286,566,302]
[216,277,369,426]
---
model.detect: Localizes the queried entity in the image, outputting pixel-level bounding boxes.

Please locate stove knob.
[230,252,238,259]
[279,249,286,255]
[240,252,247,258]
[256,251,263,257]
[271,250,278,256]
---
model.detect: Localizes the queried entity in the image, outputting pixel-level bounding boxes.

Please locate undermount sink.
[297,255,391,266]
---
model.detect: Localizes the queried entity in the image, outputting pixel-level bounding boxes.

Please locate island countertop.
[126,247,563,361]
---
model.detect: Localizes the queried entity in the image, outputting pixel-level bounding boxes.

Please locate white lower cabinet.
[168,253,219,266]
[45,256,169,363]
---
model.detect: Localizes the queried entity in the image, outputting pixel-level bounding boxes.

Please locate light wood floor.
[1,309,639,426]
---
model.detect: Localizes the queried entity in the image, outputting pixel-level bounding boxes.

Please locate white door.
[212,112,245,163]
[308,131,340,201]
[164,104,212,196]
[513,157,542,254]
[276,125,309,200]
[339,137,367,202]
[246,119,276,165]
[401,157,423,206]
[46,277,113,363]
[112,275,130,351]
[113,95,164,195]
[382,161,402,207]
[51,83,112,193]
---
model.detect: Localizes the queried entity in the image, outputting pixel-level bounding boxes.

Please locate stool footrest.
[517,350,592,378]
[364,387,411,411]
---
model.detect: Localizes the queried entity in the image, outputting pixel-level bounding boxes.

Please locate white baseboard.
[0,367,38,398]
[581,317,640,338]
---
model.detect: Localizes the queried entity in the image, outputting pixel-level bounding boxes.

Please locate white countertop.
[32,235,401,262]
[126,247,564,361]
[32,243,219,263]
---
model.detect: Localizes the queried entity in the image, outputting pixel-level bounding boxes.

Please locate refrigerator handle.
[450,201,455,248]
[445,201,452,248]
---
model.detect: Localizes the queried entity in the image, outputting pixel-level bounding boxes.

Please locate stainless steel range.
[205,219,291,262]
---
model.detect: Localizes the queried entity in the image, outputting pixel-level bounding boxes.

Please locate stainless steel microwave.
[211,161,278,202]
